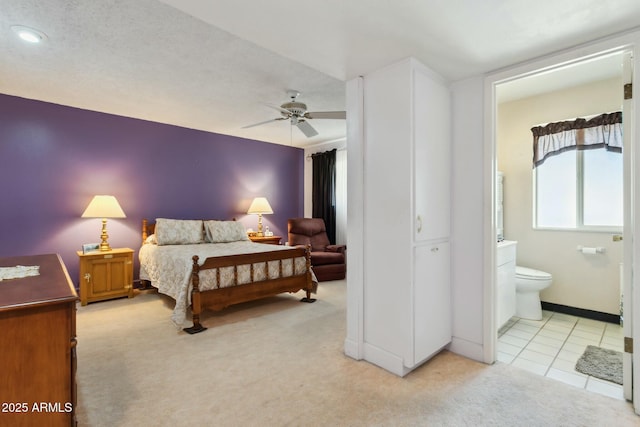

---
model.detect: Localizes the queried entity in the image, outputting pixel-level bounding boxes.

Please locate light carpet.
[575,345,623,385]
[75,280,638,426]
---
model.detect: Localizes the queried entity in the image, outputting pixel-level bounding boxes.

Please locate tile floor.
[498,310,624,400]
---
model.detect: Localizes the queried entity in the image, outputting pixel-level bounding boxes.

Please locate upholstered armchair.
[287,218,346,282]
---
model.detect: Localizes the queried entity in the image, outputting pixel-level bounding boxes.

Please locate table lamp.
[247,197,273,237]
[81,195,126,251]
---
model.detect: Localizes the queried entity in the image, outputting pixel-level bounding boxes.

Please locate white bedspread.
[139,241,310,327]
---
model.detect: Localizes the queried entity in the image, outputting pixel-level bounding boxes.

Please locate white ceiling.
[1,0,639,147]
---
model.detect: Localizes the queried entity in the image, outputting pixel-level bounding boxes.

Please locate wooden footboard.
[185,246,315,334]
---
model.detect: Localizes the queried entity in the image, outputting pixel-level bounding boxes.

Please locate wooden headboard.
[142,219,155,244]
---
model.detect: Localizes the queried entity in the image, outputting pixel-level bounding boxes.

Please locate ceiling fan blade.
[305,111,346,120]
[242,117,286,129]
[296,120,319,138]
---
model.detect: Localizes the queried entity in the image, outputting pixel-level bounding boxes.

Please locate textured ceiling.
[2,1,640,147]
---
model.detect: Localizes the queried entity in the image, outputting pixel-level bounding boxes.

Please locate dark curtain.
[312,149,336,244]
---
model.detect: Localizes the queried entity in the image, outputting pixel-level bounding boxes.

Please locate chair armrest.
[326,244,346,254]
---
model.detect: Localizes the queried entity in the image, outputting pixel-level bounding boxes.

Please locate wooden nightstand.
[77,247,134,306]
[249,235,282,245]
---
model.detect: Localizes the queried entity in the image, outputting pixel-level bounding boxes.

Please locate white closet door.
[413,68,451,242]
[413,241,451,365]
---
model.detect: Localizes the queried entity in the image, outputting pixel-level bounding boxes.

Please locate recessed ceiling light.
[11,25,47,43]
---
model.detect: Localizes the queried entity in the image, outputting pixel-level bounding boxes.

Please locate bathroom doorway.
[488,44,636,405]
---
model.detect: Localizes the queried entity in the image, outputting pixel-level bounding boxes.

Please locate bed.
[139,218,317,334]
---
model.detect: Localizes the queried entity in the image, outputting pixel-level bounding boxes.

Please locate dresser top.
[0,253,78,311]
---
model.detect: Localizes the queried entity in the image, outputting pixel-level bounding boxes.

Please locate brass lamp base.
[99,218,112,251]
[256,213,264,237]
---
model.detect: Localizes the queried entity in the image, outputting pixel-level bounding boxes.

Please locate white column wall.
[344,77,364,359]
[449,76,488,361]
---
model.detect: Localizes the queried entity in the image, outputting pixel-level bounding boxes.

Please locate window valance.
[531,111,622,167]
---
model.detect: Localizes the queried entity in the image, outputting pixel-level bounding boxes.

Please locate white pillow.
[205,220,248,243]
[155,219,204,245]
[145,234,158,245]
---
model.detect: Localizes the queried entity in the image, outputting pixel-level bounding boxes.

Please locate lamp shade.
[81,195,126,218]
[247,197,273,215]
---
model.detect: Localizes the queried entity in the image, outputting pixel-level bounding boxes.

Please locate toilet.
[515,266,552,320]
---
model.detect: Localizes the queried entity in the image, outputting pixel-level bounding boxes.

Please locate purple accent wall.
[0,94,304,287]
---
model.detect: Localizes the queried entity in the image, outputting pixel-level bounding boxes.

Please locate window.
[532,112,623,231]
[535,148,622,230]
[535,150,576,228]
[583,149,623,227]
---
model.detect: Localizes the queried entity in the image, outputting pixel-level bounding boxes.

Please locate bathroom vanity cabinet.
[497,240,517,328]
[357,57,451,376]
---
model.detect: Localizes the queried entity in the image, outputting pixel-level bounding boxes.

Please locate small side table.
[249,235,282,245]
[77,247,134,306]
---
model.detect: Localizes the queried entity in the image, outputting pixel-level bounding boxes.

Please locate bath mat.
[575,345,623,385]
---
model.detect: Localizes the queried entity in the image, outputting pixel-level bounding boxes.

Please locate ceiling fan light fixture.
[280,101,307,117]
[241,90,346,139]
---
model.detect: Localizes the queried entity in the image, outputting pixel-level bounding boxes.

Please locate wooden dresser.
[0,254,78,426]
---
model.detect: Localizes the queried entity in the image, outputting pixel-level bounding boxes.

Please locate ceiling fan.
[242,90,346,138]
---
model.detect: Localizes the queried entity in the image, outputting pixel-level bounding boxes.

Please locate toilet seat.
[516,266,552,281]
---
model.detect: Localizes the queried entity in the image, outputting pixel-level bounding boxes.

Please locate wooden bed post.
[184,255,207,334]
[142,218,148,244]
[139,219,151,290]
[300,244,316,303]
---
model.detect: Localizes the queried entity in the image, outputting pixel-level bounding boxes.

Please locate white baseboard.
[448,336,488,363]
[362,343,411,377]
[343,338,362,360]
